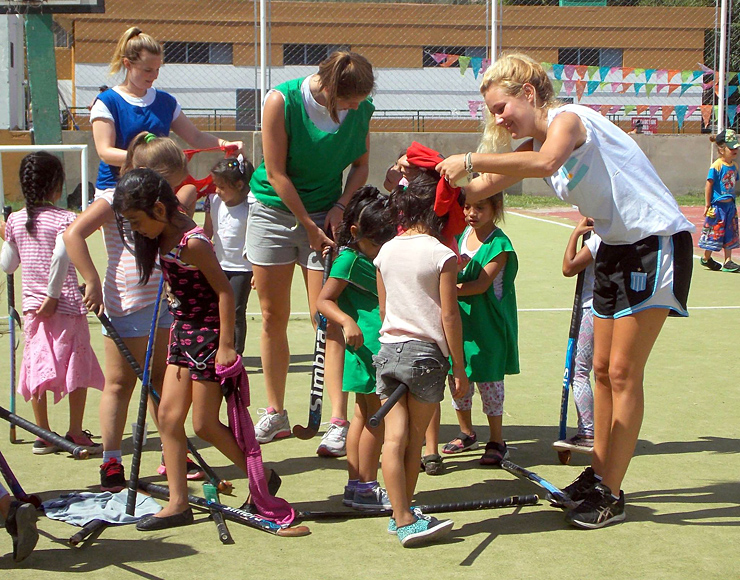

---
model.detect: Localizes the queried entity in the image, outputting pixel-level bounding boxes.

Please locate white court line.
[507,209,703,260]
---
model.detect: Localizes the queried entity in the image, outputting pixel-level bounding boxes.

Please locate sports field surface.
[0,207,737,579]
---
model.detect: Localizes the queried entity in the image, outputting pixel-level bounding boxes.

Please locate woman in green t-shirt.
[247,52,375,450]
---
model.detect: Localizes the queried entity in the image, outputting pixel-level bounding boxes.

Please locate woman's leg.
[155,365,193,517]
[597,308,669,493]
[253,263,294,412]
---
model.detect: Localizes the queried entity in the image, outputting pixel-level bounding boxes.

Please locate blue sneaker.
[388,507,427,535]
[396,515,454,547]
[343,486,355,507]
[352,486,392,511]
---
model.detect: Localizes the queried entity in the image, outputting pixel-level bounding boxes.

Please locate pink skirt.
[18,312,105,403]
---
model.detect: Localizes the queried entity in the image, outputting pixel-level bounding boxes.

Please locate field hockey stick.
[0,406,89,458]
[139,481,311,537]
[556,231,591,459]
[68,519,106,548]
[368,382,408,428]
[293,250,334,439]
[85,288,233,494]
[297,493,539,520]
[4,205,20,444]
[126,276,164,515]
[0,448,41,508]
[500,459,576,509]
[204,482,234,544]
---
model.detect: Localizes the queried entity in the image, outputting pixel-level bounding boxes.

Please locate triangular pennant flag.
[634,68,645,79]
[645,84,656,96]
[611,82,621,92]
[703,81,716,90]
[656,84,667,93]
[661,105,675,121]
[587,81,599,95]
[701,104,713,126]
[729,72,738,83]
[649,105,661,116]
[471,57,483,79]
[552,79,563,95]
[656,69,668,82]
[691,70,703,83]
[621,83,632,93]
[588,104,601,112]
[667,69,681,82]
[564,80,576,96]
[667,84,680,96]
[728,85,739,98]
[624,105,636,115]
[714,105,719,119]
[481,58,491,72]
[432,53,447,64]
[622,67,634,78]
[645,68,656,83]
[610,105,621,115]
[587,66,599,80]
[468,100,482,118]
[634,82,645,95]
[552,64,564,80]
[575,80,586,101]
[440,54,459,68]
[564,65,577,80]
[728,105,738,126]
[542,62,553,72]
[599,104,611,116]
[674,105,688,129]
[714,84,719,96]
[599,81,609,91]
[459,56,471,76]
[610,67,622,79]
[575,65,588,79]
[636,105,649,115]
[686,105,699,118]
[680,83,692,96]
[698,63,714,74]
[599,66,610,81]
[681,70,691,83]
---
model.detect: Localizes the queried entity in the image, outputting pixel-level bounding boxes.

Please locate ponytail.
[109,26,162,76]
[316,51,375,123]
[121,131,188,186]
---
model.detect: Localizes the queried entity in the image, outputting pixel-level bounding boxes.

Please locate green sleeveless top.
[250,77,374,213]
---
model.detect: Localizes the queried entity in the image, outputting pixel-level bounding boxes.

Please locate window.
[423,46,487,68]
[558,48,623,68]
[163,42,233,65]
[283,44,350,66]
[52,21,72,48]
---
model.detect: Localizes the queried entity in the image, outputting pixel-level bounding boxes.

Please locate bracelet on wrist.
[333,202,346,211]
[464,152,474,174]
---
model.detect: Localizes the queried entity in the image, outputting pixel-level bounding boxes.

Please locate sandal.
[442,431,478,455]
[479,441,509,466]
[421,454,444,476]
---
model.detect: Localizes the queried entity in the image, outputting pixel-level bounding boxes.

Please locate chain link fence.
[51,0,736,134]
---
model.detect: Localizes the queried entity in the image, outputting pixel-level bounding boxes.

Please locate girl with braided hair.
[0,152,104,455]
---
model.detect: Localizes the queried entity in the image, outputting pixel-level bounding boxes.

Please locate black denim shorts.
[373,340,450,404]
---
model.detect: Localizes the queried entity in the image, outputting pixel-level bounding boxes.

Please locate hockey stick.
[0,448,41,507]
[204,482,234,544]
[87,289,232,494]
[139,481,311,537]
[500,460,576,509]
[293,252,334,439]
[368,383,408,428]
[297,493,539,520]
[126,276,164,516]
[68,519,106,548]
[555,231,591,464]
[0,405,89,459]
[4,205,20,444]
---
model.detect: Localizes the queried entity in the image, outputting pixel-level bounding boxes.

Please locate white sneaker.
[254,407,291,443]
[316,421,348,457]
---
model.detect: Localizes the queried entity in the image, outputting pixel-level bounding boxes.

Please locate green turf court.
[0,209,737,579]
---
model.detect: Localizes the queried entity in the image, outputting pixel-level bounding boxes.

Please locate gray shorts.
[373,340,450,405]
[246,201,327,270]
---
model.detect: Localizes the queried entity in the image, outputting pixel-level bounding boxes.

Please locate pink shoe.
[65,430,103,456]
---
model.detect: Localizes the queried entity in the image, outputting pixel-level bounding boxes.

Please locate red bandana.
[178,144,239,198]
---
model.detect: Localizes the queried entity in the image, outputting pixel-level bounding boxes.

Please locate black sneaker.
[5,501,39,563]
[700,257,722,271]
[565,483,625,529]
[100,457,126,493]
[554,466,599,507]
[722,260,740,273]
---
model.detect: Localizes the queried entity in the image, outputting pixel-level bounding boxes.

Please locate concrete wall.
[19,129,707,206]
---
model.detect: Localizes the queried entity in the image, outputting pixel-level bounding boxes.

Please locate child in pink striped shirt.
[1,152,104,455]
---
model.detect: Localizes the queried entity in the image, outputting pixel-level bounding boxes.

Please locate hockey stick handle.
[567,231,591,339]
[369,383,408,428]
[212,510,233,544]
[87,290,231,494]
[0,405,88,459]
[297,493,539,520]
[5,205,17,444]
[68,519,106,547]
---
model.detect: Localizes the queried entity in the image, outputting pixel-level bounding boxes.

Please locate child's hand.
[574,217,594,237]
[215,345,238,368]
[222,140,244,156]
[342,320,364,350]
[450,367,469,399]
[457,254,471,272]
[81,280,104,316]
[0,217,5,241]
[36,296,58,318]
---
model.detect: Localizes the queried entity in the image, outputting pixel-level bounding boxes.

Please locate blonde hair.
[109,27,162,76]
[316,51,375,123]
[121,132,188,186]
[478,53,559,154]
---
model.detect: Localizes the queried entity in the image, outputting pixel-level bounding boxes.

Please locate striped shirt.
[96,188,160,317]
[4,206,86,316]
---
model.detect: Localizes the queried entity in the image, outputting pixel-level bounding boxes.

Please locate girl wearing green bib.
[247,52,375,450]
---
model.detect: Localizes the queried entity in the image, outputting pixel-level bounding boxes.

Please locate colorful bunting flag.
[700,104,713,126]
[634,68,645,79]
[728,86,739,98]
[432,53,447,64]
[667,84,679,96]
[621,83,632,93]
[636,105,649,115]
[553,64,564,80]
[587,66,599,80]
[471,57,483,79]
[575,80,586,101]
[552,79,563,95]
[564,80,576,96]
[609,105,621,115]
[587,81,599,95]
[440,55,459,68]
[728,105,738,125]
[680,83,692,96]
[634,83,645,95]
[661,106,675,121]
[645,68,656,83]
[599,66,610,81]
[459,56,471,76]
[675,105,688,129]
[624,105,636,115]
[564,65,577,80]
[645,84,656,96]
[599,104,611,116]
[575,65,588,79]
[649,105,661,116]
